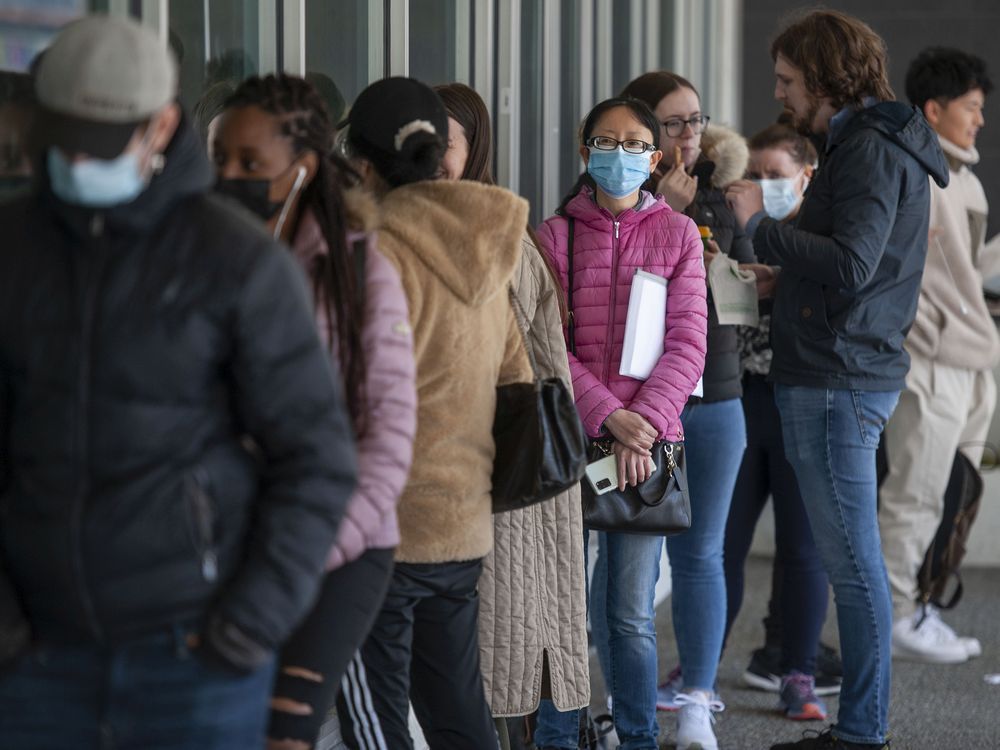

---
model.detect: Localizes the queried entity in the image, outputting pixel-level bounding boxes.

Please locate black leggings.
[268,547,395,747]
[722,373,829,674]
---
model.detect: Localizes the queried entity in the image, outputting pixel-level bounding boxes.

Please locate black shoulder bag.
[491,287,588,514]
[566,217,692,536]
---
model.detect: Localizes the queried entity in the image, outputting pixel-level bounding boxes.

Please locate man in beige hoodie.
[880,48,999,665]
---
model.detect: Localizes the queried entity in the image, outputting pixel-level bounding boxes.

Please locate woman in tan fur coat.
[336,77,533,750]
[435,83,591,740]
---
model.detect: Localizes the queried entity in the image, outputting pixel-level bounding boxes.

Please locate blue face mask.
[47,145,147,208]
[756,171,805,221]
[587,147,651,199]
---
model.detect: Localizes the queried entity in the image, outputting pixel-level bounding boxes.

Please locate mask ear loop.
[273,165,308,240]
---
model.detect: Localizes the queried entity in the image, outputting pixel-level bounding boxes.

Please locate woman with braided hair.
[213,73,417,749]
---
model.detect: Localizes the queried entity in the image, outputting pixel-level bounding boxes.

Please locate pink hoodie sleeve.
[536,218,624,437]
[629,220,708,440]
[326,238,416,570]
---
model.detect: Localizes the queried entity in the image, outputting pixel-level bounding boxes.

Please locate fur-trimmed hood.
[699,123,749,188]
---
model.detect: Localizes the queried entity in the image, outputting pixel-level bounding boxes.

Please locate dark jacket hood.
[40,109,215,236]
[833,102,950,189]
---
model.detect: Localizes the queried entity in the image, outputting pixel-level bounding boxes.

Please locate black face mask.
[0,174,31,200]
[214,177,283,220]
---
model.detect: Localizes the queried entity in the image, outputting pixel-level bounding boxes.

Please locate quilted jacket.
[536,186,708,442]
[478,235,590,716]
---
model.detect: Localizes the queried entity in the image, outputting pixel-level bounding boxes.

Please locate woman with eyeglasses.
[621,71,757,750]
[533,96,707,750]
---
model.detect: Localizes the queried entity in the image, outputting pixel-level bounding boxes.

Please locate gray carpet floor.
[634,556,1000,750]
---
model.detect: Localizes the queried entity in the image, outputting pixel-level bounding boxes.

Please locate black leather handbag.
[581,439,691,535]
[565,217,692,535]
[491,288,588,514]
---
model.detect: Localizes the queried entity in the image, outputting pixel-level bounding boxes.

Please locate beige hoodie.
[906,136,1000,371]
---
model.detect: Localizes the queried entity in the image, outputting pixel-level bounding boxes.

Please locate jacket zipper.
[73,213,107,640]
[603,219,621,384]
[189,470,218,583]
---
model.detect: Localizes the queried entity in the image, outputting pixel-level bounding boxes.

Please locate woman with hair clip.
[212,73,418,750]
[336,77,533,750]
[534,96,707,750]
[434,82,591,746]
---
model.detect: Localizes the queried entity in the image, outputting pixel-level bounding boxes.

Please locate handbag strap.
[507,285,541,379]
[566,217,576,355]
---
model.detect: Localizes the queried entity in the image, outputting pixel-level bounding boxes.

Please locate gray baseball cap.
[34,14,177,159]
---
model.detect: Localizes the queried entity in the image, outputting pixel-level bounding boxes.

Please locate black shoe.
[770,727,889,749]
[817,641,844,678]
[743,644,843,696]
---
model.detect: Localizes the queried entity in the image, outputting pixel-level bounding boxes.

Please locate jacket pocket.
[185,470,219,584]
[792,280,835,341]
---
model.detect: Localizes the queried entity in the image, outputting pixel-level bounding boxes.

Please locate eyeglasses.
[586,136,657,154]
[661,115,710,137]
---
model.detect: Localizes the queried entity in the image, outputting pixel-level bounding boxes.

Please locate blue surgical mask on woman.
[756,170,805,221]
[587,147,651,199]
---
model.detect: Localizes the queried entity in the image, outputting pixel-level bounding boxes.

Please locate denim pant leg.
[668,399,746,690]
[774,386,898,746]
[591,531,663,750]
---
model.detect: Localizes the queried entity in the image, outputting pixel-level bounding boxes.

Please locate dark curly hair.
[770,9,894,109]
[225,74,367,434]
[906,47,993,111]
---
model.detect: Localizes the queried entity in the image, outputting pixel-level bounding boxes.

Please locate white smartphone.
[585,453,619,495]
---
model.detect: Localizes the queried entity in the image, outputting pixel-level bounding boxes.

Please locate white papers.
[620,269,667,380]
[708,255,759,326]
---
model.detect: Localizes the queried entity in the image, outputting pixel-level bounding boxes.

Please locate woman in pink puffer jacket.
[533,97,707,750]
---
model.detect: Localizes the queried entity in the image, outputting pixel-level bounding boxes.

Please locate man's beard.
[792,95,822,136]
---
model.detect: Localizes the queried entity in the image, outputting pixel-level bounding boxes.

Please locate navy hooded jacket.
[750,101,950,390]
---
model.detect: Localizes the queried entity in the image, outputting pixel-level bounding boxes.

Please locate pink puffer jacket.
[536,187,707,441]
[291,211,417,571]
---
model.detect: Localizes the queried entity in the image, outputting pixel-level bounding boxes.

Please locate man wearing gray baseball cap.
[0,15,357,749]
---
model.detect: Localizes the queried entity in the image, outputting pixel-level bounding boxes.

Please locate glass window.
[305,0,376,113]
[408,0,471,86]
[169,0,259,110]
[558,0,584,205]
[611,2,633,95]
[518,0,544,226]
[0,0,87,72]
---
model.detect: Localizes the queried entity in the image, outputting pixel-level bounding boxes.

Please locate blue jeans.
[535,531,663,750]
[670,399,746,690]
[0,623,277,749]
[774,386,899,745]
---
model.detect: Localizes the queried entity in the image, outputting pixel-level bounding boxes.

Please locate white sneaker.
[674,690,724,750]
[922,606,982,658]
[892,610,968,664]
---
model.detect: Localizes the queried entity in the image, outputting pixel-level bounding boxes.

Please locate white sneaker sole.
[741,669,781,692]
[891,642,968,664]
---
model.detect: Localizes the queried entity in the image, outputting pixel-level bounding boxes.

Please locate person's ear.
[924,99,942,127]
[648,149,663,175]
[579,144,590,167]
[149,102,181,156]
[299,149,320,186]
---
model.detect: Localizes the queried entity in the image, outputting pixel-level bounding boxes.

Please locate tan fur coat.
[375,180,532,563]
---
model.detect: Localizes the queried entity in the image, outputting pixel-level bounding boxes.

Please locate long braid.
[227,74,367,435]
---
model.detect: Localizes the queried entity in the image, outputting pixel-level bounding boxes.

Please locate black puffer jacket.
[685,124,755,403]
[0,116,357,662]
[752,102,950,390]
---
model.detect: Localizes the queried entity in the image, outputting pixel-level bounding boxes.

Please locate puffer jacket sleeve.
[216,244,357,654]
[326,240,416,570]
[630,220,708,438]
[0,363,29,666]
[536,218,624,436]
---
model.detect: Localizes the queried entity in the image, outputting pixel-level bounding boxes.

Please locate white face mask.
[756,169,806,221]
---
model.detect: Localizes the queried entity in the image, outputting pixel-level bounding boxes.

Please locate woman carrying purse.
[533,96,707,750]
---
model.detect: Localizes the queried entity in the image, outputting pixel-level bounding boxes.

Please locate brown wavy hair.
[770,9,894,109]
